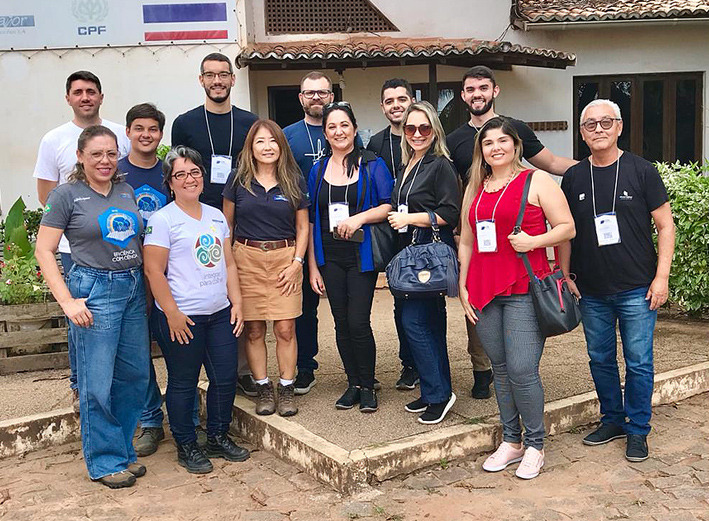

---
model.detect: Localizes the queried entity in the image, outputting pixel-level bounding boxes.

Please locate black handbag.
[360,154,398,272]
[386,210,459,299]
[515,172,581,337]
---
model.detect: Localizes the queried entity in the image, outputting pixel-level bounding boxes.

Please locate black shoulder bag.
[515,171,581,337]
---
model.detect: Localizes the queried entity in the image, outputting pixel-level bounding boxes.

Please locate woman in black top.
[387,101,461,425]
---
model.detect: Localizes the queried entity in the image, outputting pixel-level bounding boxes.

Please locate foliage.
[0,204,43,244]
[656,161,709,315]
[156,144,170,161]
[0,197,47,305]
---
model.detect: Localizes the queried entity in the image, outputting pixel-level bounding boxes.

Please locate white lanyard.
[590,151,621,218]
[397,157,424,207]
[327,171,352,206]
[473,173,517,223]
[389,128,395,172]
[204,105,233,158]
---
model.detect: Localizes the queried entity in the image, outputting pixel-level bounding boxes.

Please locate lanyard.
[389,128,395,172]
[304,120,318,162]
[474,173,517,223]
[590,151,621,218]
[327,161,353,206]
[204,105,234,158]
[397,157,424,207]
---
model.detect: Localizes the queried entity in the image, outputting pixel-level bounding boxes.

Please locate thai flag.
[143,2,230,42]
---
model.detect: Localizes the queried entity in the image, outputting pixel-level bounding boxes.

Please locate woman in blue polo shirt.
[307,102,393,413]
[222,119,309,418]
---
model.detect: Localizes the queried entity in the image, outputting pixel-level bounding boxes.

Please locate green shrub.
[656,161,709,315]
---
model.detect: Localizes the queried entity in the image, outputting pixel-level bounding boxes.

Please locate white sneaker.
[515,447,545,479]
[482,442,525,472]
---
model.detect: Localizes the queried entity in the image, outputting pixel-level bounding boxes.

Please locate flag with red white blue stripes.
[143,2,230,42]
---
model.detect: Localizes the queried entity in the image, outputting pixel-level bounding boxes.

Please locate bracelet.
[293,256,305,265]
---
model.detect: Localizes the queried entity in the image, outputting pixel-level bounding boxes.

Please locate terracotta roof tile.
[516,0,709,23]
[237,37,575,68]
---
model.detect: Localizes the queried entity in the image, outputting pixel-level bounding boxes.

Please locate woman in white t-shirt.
[143,146,247,475]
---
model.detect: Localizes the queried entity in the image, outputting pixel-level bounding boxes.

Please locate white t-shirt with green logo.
[144,202,231,316]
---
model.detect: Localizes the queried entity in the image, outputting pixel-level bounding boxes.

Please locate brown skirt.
[232,241,302,321]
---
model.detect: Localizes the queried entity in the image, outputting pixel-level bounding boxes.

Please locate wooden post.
[428,63,438,108]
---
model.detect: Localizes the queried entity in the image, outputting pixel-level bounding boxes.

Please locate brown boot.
[277,383,298,417]
[255,381,276,415]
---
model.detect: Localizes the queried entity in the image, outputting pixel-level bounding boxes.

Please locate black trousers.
[320,237,378,388]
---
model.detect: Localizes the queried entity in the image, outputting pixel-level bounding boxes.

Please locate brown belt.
[235,237,295,251]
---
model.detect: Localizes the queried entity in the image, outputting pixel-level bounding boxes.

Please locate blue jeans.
[153,306,238,445]
[67,265,149,480]
[394,297,415,368]
[60,253,77,391]
[140,309,200,429]
[400,296,451,404]
[296,262,320,372]
[579,286,656,436]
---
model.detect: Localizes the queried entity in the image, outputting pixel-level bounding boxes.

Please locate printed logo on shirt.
[305,139,326,165]
[134,185,167,224]
[145,226,153,235]
[194,233,223,269]
[273,195,288,202]
[619,190,633,201]
[44,204,52,214]
[73,197,91,203]
[98,207,139,248]
[579,193,585,201]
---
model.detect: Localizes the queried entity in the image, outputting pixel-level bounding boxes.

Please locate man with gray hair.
[559,99,675,462]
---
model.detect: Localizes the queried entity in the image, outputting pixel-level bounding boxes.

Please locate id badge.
[210,154,232,184]
[594,212,621,246]
[397,204,409,234]
[328,203,350,232]
[475,220,497,253]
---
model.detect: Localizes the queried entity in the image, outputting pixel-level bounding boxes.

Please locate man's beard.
[304,102,324,119]
[465,97,494,117]
[205,85,231,104]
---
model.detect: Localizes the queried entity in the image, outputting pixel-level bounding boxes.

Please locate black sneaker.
[134,426,165,457]
[404,397,427,413]
[418,393,457,425]
[236,375,259,397]
[335,385,360,409]
[582,423,626,446]
[177,441,213,474]
[359,388,378,413]
[471,369,493,400]
[204,433,250,462]
[626,434,649,462]
[293,371,316,395]
[396,366,420,390]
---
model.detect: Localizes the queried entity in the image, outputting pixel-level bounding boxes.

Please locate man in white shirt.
[33,70,129,411]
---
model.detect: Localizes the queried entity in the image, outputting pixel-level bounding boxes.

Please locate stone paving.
[1,393,707,521]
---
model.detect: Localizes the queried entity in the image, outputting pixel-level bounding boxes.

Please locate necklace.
[483,170,518,193]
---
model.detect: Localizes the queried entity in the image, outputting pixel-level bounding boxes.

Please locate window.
[410,82,467,135]
[574,73,702,163]
[265,0,398,34]
[267,85,343,129]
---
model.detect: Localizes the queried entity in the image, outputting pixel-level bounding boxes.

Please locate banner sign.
[0,0,238,50]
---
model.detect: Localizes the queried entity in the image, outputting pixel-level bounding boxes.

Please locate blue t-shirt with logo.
[118,157,169,226]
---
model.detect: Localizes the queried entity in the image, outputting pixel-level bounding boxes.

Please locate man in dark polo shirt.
[446,65,578,400]
[171,52,259,397]
[560,99,674,463]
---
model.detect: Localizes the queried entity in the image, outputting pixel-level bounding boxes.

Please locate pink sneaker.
[482,442,525,472]
[515,447,544,479]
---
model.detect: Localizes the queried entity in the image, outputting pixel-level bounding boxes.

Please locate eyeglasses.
[403,124,433,137]
[201,71,232,81]
[172,169,204,181]
[301,89,333,99]
[88,150,119,162]
[582,117,621,132]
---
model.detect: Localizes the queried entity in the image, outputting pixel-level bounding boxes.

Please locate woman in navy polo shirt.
[307,102,393,413]
[223,119,309,417]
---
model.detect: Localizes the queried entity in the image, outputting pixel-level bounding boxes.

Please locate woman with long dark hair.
[307,102,393,413]
[459,116,575,479]
[222,119,309,417]
[35,125,149,489]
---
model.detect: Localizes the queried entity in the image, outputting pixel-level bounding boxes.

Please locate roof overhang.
[236,37,576,71]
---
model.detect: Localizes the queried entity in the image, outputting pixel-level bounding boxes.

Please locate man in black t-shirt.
[446,66,578,400]
[171,52,259,397]
[560,99,675,463]
[366,78,413,178]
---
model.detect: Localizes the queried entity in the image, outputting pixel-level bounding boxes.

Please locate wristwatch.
[293,256,305,265]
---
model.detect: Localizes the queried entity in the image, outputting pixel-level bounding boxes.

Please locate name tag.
[594,212,621,246]
[210,155,232,184]
[397,204,409,234]
[328,203,350,232]
[476,220,497,253]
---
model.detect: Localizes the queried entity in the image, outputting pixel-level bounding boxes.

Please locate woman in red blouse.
[458,117,575,480]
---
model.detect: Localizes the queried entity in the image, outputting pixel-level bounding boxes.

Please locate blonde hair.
[461,117,525,229]
[67,125,122,185]
[400,101,450,166]
[234,119,302,208]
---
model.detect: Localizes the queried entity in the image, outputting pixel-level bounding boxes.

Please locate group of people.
[32,53,674,488]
